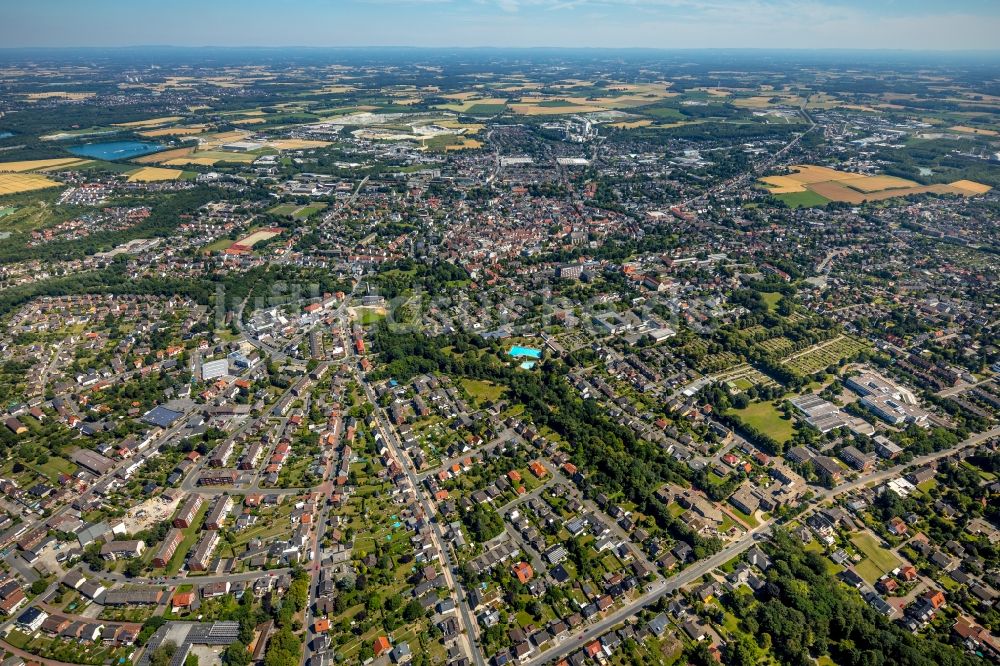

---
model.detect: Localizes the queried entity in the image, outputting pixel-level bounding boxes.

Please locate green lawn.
[851,532,901,582]
[775,190,831,208]
[201,237,235,253]
[727,400,795,443]
[461,378,506,406]
[293,202,327,219]
[356,307,385,326]
[269,203,299,216]
[730,507,759,528]
[162,502,211,574]
[761,292,781,311]
[31,456,77,483]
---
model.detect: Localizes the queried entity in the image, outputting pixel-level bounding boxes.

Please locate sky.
[3,0,999,51]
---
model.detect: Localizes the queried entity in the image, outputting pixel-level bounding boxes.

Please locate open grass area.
[461,378,506,406]
[851,532,901,582]
[727,400,795,443]
[30,456,78,483]
[162,501,210,574]
[201,236,235,253]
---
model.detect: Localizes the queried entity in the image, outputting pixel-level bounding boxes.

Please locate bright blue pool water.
[68,140,164,160]
[520,361,536,370]
[508,346,541,359]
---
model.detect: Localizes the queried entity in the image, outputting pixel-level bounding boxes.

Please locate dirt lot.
[121,494,181,534]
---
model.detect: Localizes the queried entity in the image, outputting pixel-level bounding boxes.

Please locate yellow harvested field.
[198,131,249,149]
[437,120,485,133]
[782,165,866,184]
[509,103,605,115]
[948,180,992,195]
[267,139,331,151]
[949,125,998,136]
[845,175,920,192]
[193,151,256,163]
[127,166,183,182]
[805,181,867,204]
[860,184,965,201]
[165,157,217,167]
[135,147,193,164]
[232,117,266,125]
[113,116,184,128]
[444,138,483,151]
[760,176,808,194]
[139,125,207,137]
[0,173,61,194]
[610,120,654,129]
[0,158,86,173]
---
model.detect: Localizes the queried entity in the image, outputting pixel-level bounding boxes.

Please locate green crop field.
[465,103,507,115]
[775,190,831,208]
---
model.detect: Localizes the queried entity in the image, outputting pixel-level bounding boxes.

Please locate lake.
[68,140,164,160]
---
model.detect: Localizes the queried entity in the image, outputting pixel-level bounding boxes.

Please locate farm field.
[0,173,61,194]
[113,115,184,128]
[437,97,508,113]
[762,164,991,204]
[0,158,87,172]
[774,189,832,208]
[138,125,208,137]
[266,139,331,150]
[949,125,998,136]
[127,166,183,182]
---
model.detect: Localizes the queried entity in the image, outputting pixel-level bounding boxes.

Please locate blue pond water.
[68,140,164,160]
[0,132,12,139]
[508,345,542,359]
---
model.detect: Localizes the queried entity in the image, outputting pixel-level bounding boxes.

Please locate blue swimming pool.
[508,346,541,359]
[520,361,536,370]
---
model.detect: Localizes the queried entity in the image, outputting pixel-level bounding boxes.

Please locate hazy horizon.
[5,0,1000,51]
